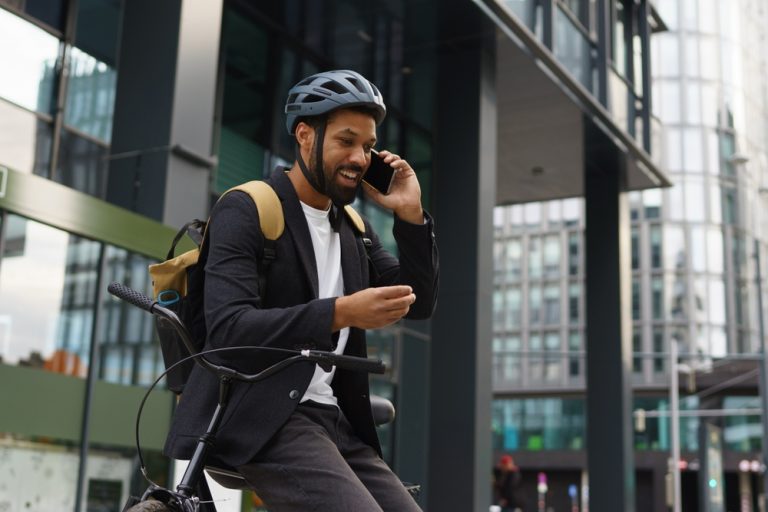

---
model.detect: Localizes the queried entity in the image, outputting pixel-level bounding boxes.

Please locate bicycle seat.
[205,394,397,490]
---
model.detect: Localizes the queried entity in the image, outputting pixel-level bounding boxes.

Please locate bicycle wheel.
[125,499,174,512]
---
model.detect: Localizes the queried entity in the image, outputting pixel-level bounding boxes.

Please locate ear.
[294,121,315,149]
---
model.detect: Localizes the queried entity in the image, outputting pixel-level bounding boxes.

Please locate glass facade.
[0,205,172,510]
[0,3,439,508]
[492,0,768,472]
[0,2,117,196]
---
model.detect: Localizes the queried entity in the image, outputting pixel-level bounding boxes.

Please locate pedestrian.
[494,454,525,512]
[163,69,439,511]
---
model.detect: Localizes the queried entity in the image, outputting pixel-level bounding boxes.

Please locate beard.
[308,153,363,206]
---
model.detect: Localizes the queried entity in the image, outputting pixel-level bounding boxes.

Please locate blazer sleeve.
[366,212,440,319]
[202,192,337,352]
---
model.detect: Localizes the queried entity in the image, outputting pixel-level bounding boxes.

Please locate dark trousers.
[235,402,421,512]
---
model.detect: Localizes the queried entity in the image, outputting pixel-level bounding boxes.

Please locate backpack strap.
[226,181,285,301]
[343,205,377,281]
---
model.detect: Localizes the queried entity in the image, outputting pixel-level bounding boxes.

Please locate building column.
[107,0,222,226]
[583,117,636,511]
[427,3,496,511]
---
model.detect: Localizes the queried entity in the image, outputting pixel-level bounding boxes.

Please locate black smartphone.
[363,149,396,195]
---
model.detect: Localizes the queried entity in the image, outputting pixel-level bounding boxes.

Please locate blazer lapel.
[269,171,319,298]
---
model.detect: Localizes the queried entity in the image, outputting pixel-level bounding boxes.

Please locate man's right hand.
[332,285,416,331]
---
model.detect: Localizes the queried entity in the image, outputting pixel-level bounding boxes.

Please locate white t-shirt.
[299,202,349,406]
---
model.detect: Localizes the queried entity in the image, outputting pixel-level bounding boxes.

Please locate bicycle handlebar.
[107,282,386,377]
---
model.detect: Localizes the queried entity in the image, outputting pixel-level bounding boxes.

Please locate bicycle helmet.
[285,69,386,135]
[284,70,386,215]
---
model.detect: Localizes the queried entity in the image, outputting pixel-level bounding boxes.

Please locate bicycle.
[107,282,414,512]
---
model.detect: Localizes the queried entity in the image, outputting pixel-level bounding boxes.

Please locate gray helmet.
[284,69,386,134]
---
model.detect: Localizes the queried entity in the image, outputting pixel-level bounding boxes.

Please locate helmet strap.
[295,120,328,196]
[294,120,342,231]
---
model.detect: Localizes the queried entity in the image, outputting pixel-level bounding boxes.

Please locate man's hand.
[332,285,416,331]
[362,150,424,224]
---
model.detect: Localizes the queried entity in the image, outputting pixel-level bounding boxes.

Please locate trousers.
[235,401,421,512]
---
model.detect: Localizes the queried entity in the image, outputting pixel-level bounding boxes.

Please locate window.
[544,332,561,382]
[632,330,642,373]
[631,226,639,270]
[529,285,542,324]
[543,235,560,278]
[568,283,580,323]
[0,214,100,378]
[649,225,662,268]
[543,284,560,325]
[568,331,581,377]
[632,279,641,320]
[0,7,59,115]
[99,245,164,386]
[651,276,663,320]
[506,288,522,329]
[568,232,580,275]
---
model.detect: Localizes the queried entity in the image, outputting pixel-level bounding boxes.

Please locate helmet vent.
[371,84,381,98]
[302,94,325,103]
[319,80,347,95]
[346,77,366,94]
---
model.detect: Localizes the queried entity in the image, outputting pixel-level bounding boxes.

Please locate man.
[164,69,439,511]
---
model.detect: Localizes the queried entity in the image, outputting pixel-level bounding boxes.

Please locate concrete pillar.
[427,2,496,510]
[583,117,636,511]
[108,0,222,226]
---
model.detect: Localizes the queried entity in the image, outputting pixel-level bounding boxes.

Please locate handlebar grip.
[305,351,386,374]
[107,282,156,312]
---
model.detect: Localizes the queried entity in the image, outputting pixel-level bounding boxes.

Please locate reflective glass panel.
[5,0,67,31]
[0,215,100,377]
[491,398,585,452]
[506,239,523,279]
[543,235,560,278]
[554,5,594,92]
[528,236,542,279]
[55,128,109,198]
[64,47,117,142]
[98,246,163,386]
[0,7,59,114]
[505,288,521,329]
[502,0,539,32]
[543,284,560,324]
[0,98,52,175]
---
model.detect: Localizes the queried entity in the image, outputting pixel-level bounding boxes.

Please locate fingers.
[376,150,412,174]
[376,284,414,299]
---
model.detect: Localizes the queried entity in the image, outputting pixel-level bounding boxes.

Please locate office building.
[0,0,669,510]
[491,0,768,510]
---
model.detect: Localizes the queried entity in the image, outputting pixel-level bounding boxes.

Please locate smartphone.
[363,149,396,195]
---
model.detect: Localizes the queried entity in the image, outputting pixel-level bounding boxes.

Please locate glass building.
[0,0,672,511]
[492,0,768,510]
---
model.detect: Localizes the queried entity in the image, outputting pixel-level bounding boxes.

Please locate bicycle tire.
[125,500,174,512]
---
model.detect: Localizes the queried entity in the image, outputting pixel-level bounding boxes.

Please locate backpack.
[147,180,369,394]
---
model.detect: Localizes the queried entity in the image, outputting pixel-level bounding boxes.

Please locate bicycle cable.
[134,345,312,488]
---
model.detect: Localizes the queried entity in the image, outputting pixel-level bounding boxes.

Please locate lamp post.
[755,239,768,512]
[669,338,682,512]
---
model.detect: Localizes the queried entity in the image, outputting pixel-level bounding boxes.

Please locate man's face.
[308,109,377,206]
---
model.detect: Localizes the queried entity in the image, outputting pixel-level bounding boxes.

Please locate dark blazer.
[163,169,439,468]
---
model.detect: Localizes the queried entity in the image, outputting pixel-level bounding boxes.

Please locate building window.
[99,245,164,386]
[0,7,59,115]
[651,276,663,320]
[0,214,100,378]
[568,282,580,323]
[568,232,580,275]
[543,284,560,325]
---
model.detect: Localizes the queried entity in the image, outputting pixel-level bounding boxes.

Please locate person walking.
[494,454,525,512]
